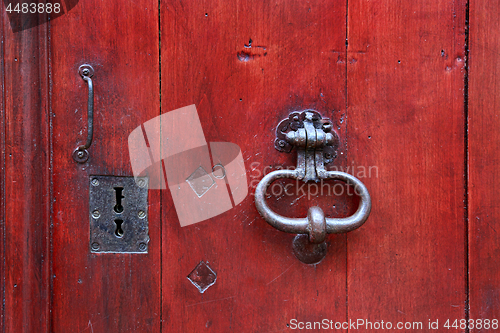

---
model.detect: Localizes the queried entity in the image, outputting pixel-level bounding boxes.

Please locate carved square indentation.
[186,167,215,198]
[187,261,217,293]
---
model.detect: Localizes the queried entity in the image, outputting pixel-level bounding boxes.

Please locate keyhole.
[114,219,124,238]
[114,187,124,213]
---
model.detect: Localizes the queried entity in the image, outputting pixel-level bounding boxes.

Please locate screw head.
[139,243,147,251]
[73,148,89,163]
[278,140,286,147]
[91,178,99,186]
[137,178,146,188]
[138,210,146,219]
[91,242,100,251]
[325,153,333,159]
[92,210,100,219]
[78,64,94,78]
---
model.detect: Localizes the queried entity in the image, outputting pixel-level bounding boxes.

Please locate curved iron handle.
[255,170,371,238]
[254,110,372,264]
[255,170,371,264]
[73,64,94,163]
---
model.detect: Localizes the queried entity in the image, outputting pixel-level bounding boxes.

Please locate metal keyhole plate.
[89,176,149,253]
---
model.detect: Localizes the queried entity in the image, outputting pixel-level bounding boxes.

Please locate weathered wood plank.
[2,12,51,333]
[347,0,467,329]
[50,1,161,331]
[469,0,500,329]
[160,1,349,331]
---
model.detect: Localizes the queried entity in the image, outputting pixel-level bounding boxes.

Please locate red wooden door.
[1,0,499,332]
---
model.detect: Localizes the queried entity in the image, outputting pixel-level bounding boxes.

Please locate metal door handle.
[73,64,95,163]
[254,110,371,264]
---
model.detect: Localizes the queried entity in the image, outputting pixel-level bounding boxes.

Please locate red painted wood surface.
[2,14,51,333]
[347,0,468,329]
[469,0,500,330]
[2,0,500,332]
[161,1,349,332]
[49,2,160,332]
[0,12,3,329]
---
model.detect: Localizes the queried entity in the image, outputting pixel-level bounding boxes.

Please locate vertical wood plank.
[50,1,160,331]
[347,0,467,328]
[469,0,500,328]
[0,6,5,332]
[2,13,51,333]
[161,1,348,331]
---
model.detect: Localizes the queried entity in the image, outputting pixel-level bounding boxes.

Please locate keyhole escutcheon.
[114,219,124,238]
[114,187,125,237]
[114,187,124,213]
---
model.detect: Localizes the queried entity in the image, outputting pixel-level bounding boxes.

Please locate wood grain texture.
[4,1,499,332]
[161,1,349,331]
[0,9,3,330]
[469,0,500,328]
[2,13,51,333]
[50,1,160,332]
[347,0,467,329]
[0,9,4,331]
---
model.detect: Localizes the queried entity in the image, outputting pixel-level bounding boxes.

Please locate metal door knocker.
[254,110,371,264]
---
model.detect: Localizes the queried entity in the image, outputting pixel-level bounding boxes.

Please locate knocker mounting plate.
[274,110,339,164]
[274,110,340,183]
